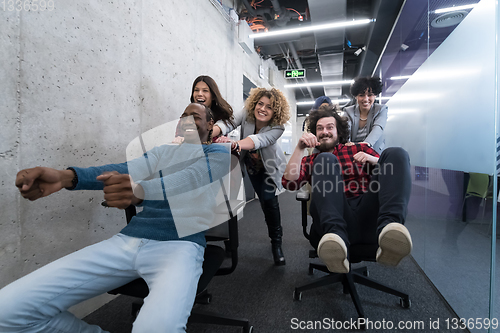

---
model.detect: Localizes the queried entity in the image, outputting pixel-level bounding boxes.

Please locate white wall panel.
[385,0,496,174]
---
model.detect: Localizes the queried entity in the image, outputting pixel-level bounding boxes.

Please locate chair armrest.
[296,191,310,201]
[215,200,245,216]
[296,191,311,240]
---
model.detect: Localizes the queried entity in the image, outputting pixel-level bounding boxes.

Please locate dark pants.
[308,147,411,250]
[248,169,283,245]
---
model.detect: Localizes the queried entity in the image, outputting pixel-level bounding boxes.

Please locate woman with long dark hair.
[175,75,235,143]
[190,75,235,138]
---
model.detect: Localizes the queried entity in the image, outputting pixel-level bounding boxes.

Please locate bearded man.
[282,104,412,274]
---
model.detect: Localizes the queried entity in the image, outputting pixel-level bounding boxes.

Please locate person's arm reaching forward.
[15,167,75,201]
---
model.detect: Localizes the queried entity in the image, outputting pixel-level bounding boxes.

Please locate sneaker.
[317,233,349,273]
[376,223,413,266]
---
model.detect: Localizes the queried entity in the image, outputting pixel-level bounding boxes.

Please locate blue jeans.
[0,234,204,333]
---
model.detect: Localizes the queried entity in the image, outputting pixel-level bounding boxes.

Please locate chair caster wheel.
[400,297,411,308]
[195,292,212,304]
[293,289,302,301]
[243,324,253,333]
[197,293,212,305]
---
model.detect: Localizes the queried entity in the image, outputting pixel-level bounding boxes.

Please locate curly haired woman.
[344,76,387,153]
[212,87,290,266]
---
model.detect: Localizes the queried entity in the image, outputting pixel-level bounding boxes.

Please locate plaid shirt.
[281,143,380,198]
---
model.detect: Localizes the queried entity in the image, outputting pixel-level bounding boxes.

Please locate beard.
[317,135,338,152]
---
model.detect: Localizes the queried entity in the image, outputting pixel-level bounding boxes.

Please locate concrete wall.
[0,0,296,317]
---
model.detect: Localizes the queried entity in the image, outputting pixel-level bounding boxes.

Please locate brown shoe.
[317,233,349,273]
[376,223,413,266]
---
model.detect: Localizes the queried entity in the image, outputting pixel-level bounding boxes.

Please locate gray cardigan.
[344,103,388,153]
[216,108,286,190]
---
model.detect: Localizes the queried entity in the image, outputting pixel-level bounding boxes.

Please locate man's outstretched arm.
[15,167,75,201]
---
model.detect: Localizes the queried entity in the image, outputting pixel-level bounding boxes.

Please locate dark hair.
[204,105,214,122]
[190,75,235,127]
[350,76,383,96]
[190,103,214,143]
[308,104,349,144]
[312,96,332,110]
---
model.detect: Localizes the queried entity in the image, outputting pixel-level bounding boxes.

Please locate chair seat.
[295,191,410,319]
[349,244,378,263]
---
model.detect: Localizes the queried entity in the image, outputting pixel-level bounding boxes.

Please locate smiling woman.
[212,87,290,266]
[344,76,387,153]
[190,75,235,131]
[175,76,234,143]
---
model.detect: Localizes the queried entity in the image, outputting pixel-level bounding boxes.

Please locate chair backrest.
[466,172,491,199]
[204,151,245,275]
[112,144,245,298]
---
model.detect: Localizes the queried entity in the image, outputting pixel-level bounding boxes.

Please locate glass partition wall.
[376,0,498,331]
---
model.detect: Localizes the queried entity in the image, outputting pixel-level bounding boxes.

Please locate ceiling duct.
[308,0,347,98]
[318,53,344,97]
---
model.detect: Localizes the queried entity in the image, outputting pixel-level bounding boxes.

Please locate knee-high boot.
[261,196,286,266]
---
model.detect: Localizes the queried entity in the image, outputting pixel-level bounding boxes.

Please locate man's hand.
[97,172,143,209]
[172,136,184,144]
[353,152,379,165]
[213,136,231,143]
[297,133,320,150]
[15,167,73,201]
[284,133,319,182]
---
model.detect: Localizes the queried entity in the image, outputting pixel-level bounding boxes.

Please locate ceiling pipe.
[241,0,256,17]
[308,0,346,98]
[270,0,291,27]
[287,42,314,100]
[242,0,297,28]
[356,0,380,77]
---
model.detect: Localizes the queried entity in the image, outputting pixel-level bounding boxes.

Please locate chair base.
[294,263,410,319]
[125,291,253,333]
[189,308,253,333]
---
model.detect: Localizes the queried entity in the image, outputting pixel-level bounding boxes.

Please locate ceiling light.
[285,80,354,89]
[297,98,352,106]
[249,19,375,39]
[434,4,475,14]
[332,98,351,104]
[354,46,366,56]
[389,75,411,80]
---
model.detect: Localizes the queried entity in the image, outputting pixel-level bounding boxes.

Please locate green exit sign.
[285,69,306,79]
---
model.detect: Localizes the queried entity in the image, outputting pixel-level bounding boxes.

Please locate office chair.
[108,152,253,333]
[293,191,410,321]
[462,172,493,222]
